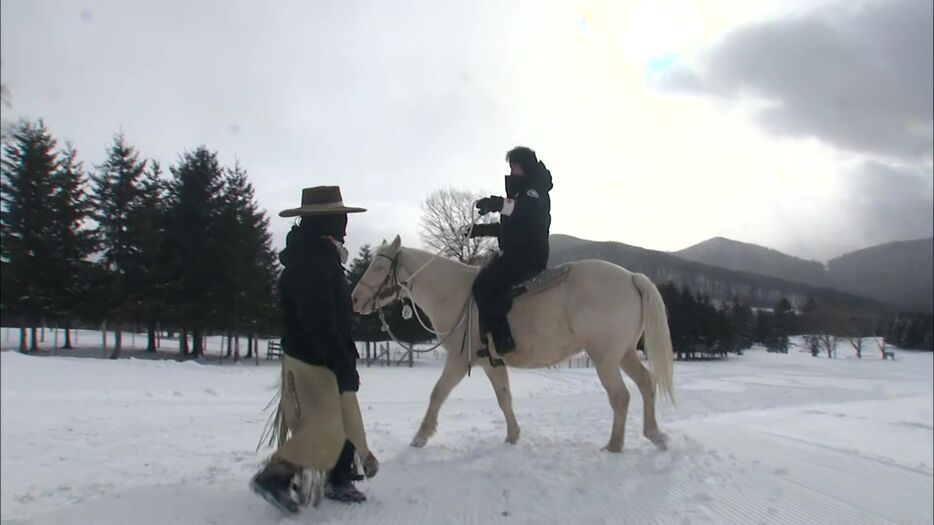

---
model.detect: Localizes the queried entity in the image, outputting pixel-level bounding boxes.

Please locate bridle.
[355,202,483,361]
[355,247,475,359]
[355,252,405,313]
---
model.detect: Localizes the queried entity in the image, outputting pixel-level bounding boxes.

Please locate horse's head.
[351,234,403,315]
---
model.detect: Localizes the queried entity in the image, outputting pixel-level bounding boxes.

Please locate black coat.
[278,228,359,392]
[473,163,553,270]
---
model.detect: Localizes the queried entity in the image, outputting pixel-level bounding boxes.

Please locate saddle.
[476,263,573,367]
[509,264,572,300]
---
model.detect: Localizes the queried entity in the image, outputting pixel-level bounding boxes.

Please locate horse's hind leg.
[621,348,668,450]
[594,356,631,453]
[483,363,520,444]
[411,354,469,448]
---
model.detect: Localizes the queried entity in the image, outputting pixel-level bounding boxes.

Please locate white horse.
[351,236,674,453]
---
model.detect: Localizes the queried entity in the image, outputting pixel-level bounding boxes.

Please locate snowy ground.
[1,335,931,524]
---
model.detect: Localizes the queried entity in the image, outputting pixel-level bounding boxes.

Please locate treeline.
[881,313,933,351]
[1,120,278,358]
[1,119,434,359]
[3,120,928,360]
[657,282,933,358]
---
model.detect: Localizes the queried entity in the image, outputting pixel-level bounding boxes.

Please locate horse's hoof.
[505,435,519,445]
[410,435,428,448]
[646,431,668,450]
[602,444,623,453]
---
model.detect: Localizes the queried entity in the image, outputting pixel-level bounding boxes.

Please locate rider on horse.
[469,146,554,358]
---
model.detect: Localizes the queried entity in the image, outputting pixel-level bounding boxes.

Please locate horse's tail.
[632,273,675,404]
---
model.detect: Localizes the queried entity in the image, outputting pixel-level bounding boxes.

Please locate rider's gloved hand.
[475,196,504,215]
[466,223,498,239]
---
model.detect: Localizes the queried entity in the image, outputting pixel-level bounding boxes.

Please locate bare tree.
[803,334,821,357]
[843,317,869,359]
[876,336,889,359]
[419,188,496,264]
[818,333,838,358]
[847,335,864,359]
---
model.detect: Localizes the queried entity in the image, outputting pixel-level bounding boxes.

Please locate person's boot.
[491,321,516,355]
[477,332,505,367]
[250,458,300,514]
[325,449,376,504]
[476,317,492,358]
[325,481,367,503]
[477,334,492,358]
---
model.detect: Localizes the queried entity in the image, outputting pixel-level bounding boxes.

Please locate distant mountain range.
[675,237,830,288]
[548,234,933,314]
[826,238,933,314]
[673,236,932,313]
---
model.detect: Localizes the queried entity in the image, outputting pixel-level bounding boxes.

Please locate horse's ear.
[390,235,402,251]
[380,238,387,247]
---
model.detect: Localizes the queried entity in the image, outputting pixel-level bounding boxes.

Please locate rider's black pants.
[472,254,543,335]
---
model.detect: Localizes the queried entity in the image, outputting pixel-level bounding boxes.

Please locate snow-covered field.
[1,336,931,524]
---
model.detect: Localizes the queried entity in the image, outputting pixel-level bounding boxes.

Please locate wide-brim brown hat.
[279,186,367,217]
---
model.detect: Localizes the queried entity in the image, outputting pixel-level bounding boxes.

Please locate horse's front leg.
[483,363,520,444]
[411,355,469,447]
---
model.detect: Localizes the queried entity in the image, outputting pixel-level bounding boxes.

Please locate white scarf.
[330,238,349,264]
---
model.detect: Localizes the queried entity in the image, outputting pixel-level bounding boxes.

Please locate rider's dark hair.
[505,146,538,174]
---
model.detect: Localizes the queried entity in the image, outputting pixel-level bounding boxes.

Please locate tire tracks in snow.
[679,421,933,524]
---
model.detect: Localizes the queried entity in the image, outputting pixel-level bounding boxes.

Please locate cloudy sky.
[1,0,931,261]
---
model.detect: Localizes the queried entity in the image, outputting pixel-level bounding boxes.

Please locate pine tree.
[216,161,278,361]
[886,313,934,350]
[697,294,716,350]
[164,147,227,357]
[348,244,373,284]
[716,304,735,354]
[91,133,147,358]
[0,80,12,145]
[754,308,771,345]
[132,161,169,352]
[1,120,60,351]
[48,144,96,349]
[730,299,754,351]
[657,283,685,358]
[768,297,794,353]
